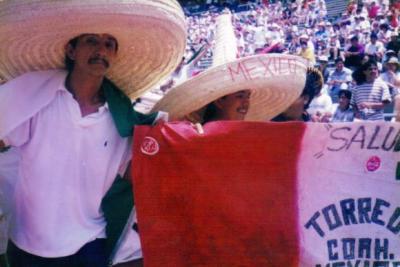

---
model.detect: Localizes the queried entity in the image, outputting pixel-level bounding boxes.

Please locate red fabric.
[132,121,306,267]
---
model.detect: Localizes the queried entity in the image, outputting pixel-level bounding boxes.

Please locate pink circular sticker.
[366,156,381,172]
[141,137,159,156]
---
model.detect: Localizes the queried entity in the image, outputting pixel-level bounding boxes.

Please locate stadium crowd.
[0,2,398,267]
[143,0,400,122]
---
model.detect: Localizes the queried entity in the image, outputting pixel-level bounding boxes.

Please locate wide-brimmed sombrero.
[151,12,308,121]
[0,0,186,98]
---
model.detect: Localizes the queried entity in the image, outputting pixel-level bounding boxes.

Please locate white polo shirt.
[3,84,131,257]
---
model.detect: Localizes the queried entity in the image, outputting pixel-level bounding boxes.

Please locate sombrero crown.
[0,0,187,98]
[151,11,308,121]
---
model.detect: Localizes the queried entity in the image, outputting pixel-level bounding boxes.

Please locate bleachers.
[325,0,348,21]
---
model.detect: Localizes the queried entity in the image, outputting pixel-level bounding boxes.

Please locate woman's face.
[214,90,251,121]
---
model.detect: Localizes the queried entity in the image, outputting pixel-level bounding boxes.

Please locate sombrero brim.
[151,54,308,121]
[0,1,186,98]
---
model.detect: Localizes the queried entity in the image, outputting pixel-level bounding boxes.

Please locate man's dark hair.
[350,35,359,41]
[352,59,378,85]
[370,32,378,39]
[338,89,352,99]
[64,36,80,72]
[335,57,344,64]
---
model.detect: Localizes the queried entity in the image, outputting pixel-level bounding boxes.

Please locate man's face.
[214,90,251,121]
[336,61,344,71]
[387,62,397,72]
[66,33,118,76]
[363,65,378,81]
[338,94,350,110]
[351,39,359,46]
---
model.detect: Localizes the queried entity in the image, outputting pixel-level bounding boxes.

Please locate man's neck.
[66,71,104,106]
[65,71,106,117]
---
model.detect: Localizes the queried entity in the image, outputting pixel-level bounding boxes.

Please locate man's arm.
[357,101,387,110]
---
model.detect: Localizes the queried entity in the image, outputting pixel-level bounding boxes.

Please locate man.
[317,55,329,82]
[0,1,186,266]
[326,58,353,103]
[344,35,365,70]
[365,32,385,62]
[380,57,400,119]
[331,90,355,122]
[386,32,400,55]
[351,60,392,120]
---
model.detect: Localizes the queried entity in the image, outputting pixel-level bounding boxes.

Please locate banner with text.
[132,121,400,267]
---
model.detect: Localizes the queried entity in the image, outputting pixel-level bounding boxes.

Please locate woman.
[202,90,251,123]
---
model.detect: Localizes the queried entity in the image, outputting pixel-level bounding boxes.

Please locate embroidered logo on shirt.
[141,136,159,156]
[366,156,381,172]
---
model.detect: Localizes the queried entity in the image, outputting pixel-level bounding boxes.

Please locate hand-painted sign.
[132,122,400,267]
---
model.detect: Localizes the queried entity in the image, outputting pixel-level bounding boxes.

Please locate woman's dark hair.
[352,59,377,85]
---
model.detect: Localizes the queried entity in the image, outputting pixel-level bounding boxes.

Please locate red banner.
[133,121,305,267]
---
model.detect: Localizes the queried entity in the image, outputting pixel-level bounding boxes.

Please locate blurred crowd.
[147,0,400,122]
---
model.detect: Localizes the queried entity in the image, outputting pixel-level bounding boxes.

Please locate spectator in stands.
[328,34,341,60]
[344,35,365,70]
[359,14,371,32]
[351,60,392,120]
[315,22,328,40]
[386,32,400,55]
[327,58,353,103]
[317,55,330,82]
[370,20,380,35]
[378,22,392,44]
[272,68,322,122]
[159,43,210,92]
[388,11,399,28]
[380,56,400,96]
[307,85,333,122]
[298,34,316,65]
[360,29,371,45]
[331,90,355,122]
[365,32,385,62]
[347,0,357,15]
[380,56,400,116]
[368,1,380,19]
[315,38,329,58]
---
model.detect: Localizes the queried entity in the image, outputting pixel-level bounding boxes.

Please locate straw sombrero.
[151,12,307,121]
[0,0,186,98]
